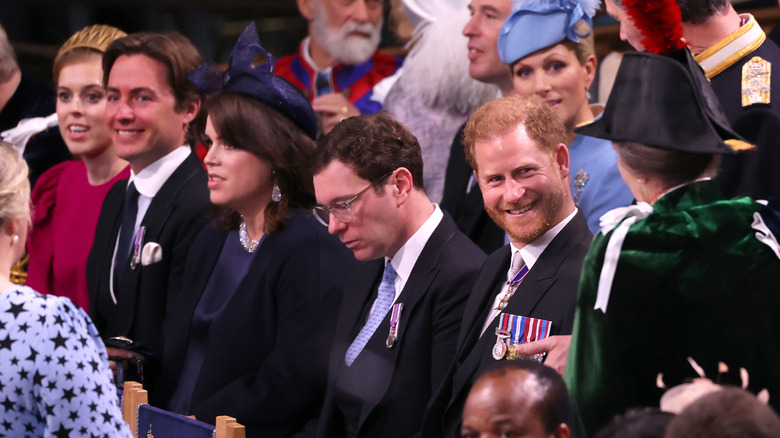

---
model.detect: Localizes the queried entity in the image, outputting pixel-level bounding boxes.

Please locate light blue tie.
[345,261,397,366]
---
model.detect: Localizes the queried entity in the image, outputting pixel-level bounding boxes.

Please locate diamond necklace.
[239,219,261,253]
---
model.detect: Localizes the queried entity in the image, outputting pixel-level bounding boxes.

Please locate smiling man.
[86,32,210,392]
[276,0,402,134]
[422,96,590,438]
[312,113,485,437]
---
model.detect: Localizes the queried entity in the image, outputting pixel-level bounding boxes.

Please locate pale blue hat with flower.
[498,0,601,65]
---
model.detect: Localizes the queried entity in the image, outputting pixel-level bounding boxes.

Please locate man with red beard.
[276,0,402,134]
[420,96,591,438]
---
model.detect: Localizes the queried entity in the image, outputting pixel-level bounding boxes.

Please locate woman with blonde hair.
[0,141,130,436]
[497,0,634,233]
[26,24,129,310]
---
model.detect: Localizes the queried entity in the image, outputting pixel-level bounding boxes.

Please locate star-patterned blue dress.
[0,285,131,437]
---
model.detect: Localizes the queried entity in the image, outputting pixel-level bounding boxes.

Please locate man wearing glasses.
[311,113,485,437]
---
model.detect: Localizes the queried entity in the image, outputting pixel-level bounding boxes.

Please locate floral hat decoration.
[188,22,318,140]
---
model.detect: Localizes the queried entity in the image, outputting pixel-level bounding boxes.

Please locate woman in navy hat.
[497,0,634,233]
[153,23,357,437]
[565,1,780,435]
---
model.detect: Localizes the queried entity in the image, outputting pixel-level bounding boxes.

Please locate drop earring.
[271,181,282,202]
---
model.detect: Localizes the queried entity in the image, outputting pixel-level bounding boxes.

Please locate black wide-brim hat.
[575,48,755,154]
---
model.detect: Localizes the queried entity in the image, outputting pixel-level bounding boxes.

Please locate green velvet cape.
[565,180,780,437]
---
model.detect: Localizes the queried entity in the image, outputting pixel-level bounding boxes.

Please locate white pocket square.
[141,242,163,266]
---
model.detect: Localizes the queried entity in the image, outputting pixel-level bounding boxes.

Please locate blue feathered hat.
[498,0,600,65]
[188,22,318,139]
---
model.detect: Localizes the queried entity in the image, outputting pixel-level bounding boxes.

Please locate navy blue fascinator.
[188,22,318,139]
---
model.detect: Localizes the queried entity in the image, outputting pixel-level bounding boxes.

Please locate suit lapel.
[503,213,588,323]
[334,260,384,376]
[88,179,127,326]
[110,153,201,336]
[456,247,510,361]
[353,216,457,432]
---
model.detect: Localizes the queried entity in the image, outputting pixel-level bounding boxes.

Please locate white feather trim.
[579,0,602,18]
[396,8,498,113]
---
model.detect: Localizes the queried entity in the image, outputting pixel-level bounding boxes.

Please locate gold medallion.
[506,344,519,360]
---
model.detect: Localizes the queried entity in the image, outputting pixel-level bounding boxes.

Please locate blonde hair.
[463,96,567,172]
[572,20,596,65]
[52,24,126,82]
[0,141,30,224]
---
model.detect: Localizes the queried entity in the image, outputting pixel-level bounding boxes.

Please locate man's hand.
[514,335,571,376]
[312,93,359,134]
[106,347,136,376]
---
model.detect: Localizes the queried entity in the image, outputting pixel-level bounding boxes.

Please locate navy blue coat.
[156,211,357,438]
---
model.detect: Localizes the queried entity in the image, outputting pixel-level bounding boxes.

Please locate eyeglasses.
[313,172,393,226]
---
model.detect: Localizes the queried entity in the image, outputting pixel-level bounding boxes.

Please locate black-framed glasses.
[313,172,394,226]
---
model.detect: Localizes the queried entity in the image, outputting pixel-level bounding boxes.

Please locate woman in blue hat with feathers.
[497,0,634,234]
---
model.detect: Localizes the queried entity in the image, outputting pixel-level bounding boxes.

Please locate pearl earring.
[12,235,19,244]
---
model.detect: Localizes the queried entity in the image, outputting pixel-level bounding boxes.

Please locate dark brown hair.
[676,0,730,24]
[615,142,719,188]
[666,387,780,438]
[204,92,316,233]
[102,32,205,145]
[312,113,425,192]
[464,96,567,172]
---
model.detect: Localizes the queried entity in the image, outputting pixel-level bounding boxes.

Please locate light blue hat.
[498,0,601,65]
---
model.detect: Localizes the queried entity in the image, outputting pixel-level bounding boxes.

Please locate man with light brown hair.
[422,96,591,438]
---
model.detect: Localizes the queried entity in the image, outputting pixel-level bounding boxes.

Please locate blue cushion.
[137,404,215,438]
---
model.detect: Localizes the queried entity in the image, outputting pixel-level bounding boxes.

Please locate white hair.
[311,0,383,65]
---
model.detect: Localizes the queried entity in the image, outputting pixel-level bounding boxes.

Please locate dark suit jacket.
[440,126,505,254]
[155,212,357,438]
[317,213,486,438]
[421,212,592,438]
[87,152,209,380]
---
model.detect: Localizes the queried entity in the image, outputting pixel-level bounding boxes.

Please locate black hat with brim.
[574,49,755,154]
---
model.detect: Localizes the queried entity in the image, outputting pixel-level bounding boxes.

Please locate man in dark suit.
[440,0,515,254]
[311,114,486,437]
[422,96,592,438]
[86,32,209,386]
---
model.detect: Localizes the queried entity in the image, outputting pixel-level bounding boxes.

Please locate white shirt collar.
[511,208,578,270]
[387,204,444,295]
[129,145,191,198]
[301,36,332,73]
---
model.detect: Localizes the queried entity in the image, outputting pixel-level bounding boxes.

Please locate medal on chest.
[386,303,403,348]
